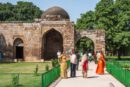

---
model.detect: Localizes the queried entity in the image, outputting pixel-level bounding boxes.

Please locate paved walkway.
[55,62,125,87]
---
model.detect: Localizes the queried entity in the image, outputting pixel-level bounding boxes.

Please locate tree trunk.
[117,49,121,60]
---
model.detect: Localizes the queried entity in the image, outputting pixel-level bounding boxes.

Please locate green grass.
[0,62,52,73]
[0,73,42,87]
[106,56,130,67]
[0,62,52,87]
[117,61,130,67]
[106,56,130,58]
[105,56,130,61]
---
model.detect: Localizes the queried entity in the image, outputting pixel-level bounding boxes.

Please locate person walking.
[59,53,68,79]
[70,52,77,77]
[76,51,80,70]
[96,51,106,75]
[81,53,88,78]
[93,51,97,64]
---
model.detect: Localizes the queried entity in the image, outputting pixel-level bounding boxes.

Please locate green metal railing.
[41,65,60,87]
[106,61,130,87]
[41,60,70,87]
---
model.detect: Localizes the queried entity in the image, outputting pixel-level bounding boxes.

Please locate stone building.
[0,6,105,62]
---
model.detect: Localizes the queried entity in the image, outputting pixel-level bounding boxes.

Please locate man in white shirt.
[70,53,77,77]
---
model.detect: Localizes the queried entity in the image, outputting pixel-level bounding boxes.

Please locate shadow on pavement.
[87,76,99,78]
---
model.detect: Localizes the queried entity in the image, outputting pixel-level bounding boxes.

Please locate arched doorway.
[0,34,6,59]
[0,51,3,60]
[42,29,63,60]
[13,38,24,60]
[75,37,94,54]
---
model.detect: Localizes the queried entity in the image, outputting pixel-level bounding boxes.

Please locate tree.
[75,11,95,29]
[76,37,94,53]
[95,0,114,29]
[75,0,130,58]
[113,32,130,58]
[15,1,42,22]
[0,1,42,22]
[0,3,15,21]
[112,0,130,58]
[94,0,117,54]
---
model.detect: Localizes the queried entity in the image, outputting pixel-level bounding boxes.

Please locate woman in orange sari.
[96,51,106,74]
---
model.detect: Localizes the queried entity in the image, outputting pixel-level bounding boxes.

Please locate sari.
[81,54,88,78]
[83,60,88,73]
[59,54,67,79]
[96,52,106,74]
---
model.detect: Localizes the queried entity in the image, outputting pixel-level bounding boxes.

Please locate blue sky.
[0,0,100,23]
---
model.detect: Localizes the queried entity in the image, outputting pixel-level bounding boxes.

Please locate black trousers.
[76,60,79,70]
[70,63,76,77]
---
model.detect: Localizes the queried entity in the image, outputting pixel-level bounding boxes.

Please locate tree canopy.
[75,11,95,29]
[75,0,130,57]
[76,37,94,53]
[0,1,42,22]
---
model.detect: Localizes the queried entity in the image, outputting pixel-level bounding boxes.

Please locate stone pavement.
[54,62,125,87]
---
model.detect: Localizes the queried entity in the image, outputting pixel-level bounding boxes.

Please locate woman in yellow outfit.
[59,54,68,79]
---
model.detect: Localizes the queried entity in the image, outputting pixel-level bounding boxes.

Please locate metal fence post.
[41,73,44,87]
[17,73,19,87]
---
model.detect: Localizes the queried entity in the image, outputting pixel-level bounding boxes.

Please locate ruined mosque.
[0,6,105,62]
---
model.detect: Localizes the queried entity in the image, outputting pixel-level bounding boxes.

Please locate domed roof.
[41,6,70,21]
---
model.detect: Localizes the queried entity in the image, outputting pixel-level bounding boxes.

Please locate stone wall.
[0,23,42,62]
[0,20,75,61]
[41,21,75,54]
[75,30,105,53]
[0,21,105,62]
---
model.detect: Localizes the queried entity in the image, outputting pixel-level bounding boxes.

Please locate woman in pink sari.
[81,54,88,78]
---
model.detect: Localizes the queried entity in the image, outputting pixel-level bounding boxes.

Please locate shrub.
[51,59,55,67]
[45,64,49,71]
[123,65,129,71]
[12,74,19,87]
[51,59,59,67]
[34,64,39,76]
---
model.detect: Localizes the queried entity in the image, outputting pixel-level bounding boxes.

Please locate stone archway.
[42,29,63,60]
[0,34,6,59]
[75,30,105,53]
[13,38,24,60]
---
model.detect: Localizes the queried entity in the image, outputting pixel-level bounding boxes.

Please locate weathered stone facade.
[75,30,105,53]
[0,6,105,62]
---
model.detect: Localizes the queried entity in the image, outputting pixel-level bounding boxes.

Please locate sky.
[0,0,100,23]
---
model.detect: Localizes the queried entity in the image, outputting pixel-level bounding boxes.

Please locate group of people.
[70,52,88,78]
[57,50,106,79]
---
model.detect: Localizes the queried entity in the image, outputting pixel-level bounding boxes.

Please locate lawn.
[0,62,52,87]
[0,62,52,73]
[106,56,130,60]
[106,56,130,67]
[117,61,130,67]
